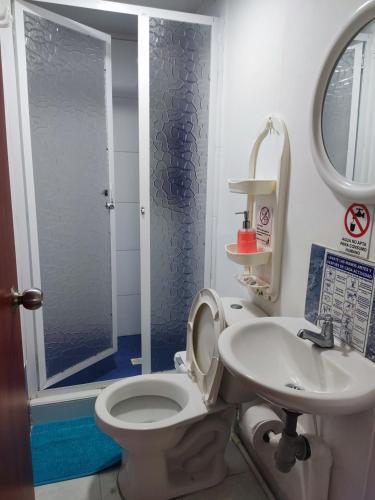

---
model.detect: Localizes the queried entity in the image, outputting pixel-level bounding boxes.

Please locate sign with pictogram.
[256,205,273,248]
[318,249,375,353]
[259,207,270,225]
[339,203,374,259]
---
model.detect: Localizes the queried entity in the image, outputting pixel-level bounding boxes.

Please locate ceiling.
[33,0,207,38]
[106,0,206,13]
[36,3,138,37]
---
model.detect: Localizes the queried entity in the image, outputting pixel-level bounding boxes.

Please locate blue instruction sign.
[319,250,375,353]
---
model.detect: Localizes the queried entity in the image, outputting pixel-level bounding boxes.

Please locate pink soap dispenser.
[236,211,257,253]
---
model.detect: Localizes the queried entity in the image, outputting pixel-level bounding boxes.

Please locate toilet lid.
[186,288,226,407]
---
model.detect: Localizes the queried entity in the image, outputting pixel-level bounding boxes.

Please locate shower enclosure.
[322,35,367,181]
[12,0,216,395]
[147,18,212,372]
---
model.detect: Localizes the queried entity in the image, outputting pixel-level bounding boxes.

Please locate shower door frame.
[14,0,118,392]
[345,38,366,180]
[138,13,217,374]
[10,0,220,398]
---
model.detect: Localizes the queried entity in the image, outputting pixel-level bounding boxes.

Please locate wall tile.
[117,250,140,295]
[112,40,138,99]
[115,202,140,251]
[117,294,141,336]
[113,97,139,152]
[114,152,139,203]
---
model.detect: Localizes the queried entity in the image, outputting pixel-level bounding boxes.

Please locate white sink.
[218,317,375,415]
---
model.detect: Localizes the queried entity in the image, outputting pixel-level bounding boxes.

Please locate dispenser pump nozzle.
[235,210,251,229]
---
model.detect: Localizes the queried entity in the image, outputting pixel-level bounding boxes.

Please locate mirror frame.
[312,0,375,202]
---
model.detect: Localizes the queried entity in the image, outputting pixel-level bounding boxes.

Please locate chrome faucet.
[297,314,337,348]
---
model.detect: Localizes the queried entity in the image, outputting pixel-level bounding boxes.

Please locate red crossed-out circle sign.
[344,203,370,238]
[259,207,270,226]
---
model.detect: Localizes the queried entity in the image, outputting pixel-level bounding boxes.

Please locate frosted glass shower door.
[15,1,117,389]
[322,41,365,180]
[139,16,213,373]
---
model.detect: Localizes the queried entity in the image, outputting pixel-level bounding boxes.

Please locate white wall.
[112,39,141,337]
[200,1,375,499]
[202,0,375,315]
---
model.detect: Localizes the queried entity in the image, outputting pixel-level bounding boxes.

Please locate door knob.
[11,287,43,310]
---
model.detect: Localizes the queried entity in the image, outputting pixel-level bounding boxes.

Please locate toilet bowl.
[95,289,265,500]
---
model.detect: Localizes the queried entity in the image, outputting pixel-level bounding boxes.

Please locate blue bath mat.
[31,416,122,486]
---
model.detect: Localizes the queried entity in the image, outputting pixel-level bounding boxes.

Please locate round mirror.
[322,20,375,184]
[312,1,375,201]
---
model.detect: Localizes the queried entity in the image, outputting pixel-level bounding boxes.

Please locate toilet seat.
[95,373,217,432]
[96,289,229,435]
[186,288,226,407]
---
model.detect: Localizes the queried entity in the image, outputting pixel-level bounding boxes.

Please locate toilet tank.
[219,297,266,404]
[221,297,266,326]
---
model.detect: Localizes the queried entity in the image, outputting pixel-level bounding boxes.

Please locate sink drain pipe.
[274,410,311,473]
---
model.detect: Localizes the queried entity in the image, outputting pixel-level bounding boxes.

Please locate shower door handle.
[104,186,115,209]
[11,287,43,310]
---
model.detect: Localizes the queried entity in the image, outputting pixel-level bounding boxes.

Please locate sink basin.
[218,317,375,415]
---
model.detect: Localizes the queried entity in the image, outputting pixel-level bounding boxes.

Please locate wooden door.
[0,56,35,500]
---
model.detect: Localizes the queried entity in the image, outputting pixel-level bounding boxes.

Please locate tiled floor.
[51,335,142,388]
[34,440,269,500]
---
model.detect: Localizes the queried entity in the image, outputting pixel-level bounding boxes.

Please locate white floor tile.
[34,444,266,500]
[34,475,101,500]
[225,441,250,476]
[99,466,122,500]
[178,471,268,500]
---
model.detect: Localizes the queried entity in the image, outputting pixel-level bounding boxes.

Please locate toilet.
[95,289,265,500]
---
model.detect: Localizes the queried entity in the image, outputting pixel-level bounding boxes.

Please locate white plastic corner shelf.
[225,115,290,302]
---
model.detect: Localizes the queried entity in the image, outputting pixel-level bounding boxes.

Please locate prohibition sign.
[259,207,270,226]
[344,203,370,238]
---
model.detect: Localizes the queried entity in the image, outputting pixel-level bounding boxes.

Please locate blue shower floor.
[51,335,142,388]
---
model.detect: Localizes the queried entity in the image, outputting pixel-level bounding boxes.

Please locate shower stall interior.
[12,0,216,397]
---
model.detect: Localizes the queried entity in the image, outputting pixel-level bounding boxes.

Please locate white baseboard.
[31,369,177,424]
[30,389,99,424]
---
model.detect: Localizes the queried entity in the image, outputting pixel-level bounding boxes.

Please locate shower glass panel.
[322,46,356,177]
[322,42,364,180]
[24,12,114,380]
[149,18,211,371]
